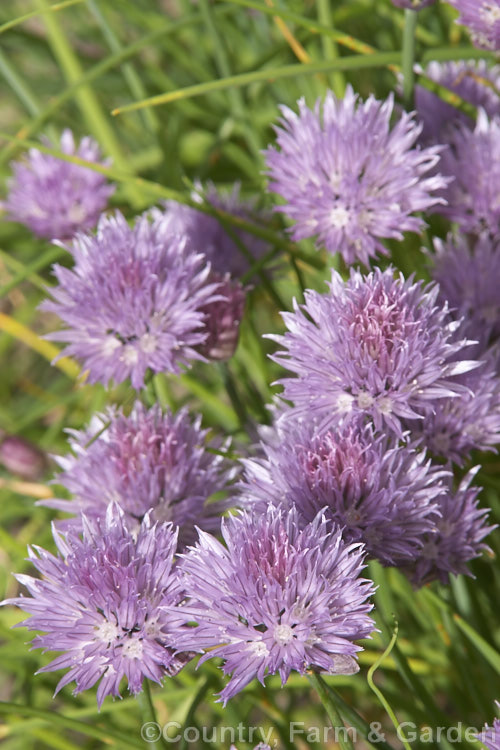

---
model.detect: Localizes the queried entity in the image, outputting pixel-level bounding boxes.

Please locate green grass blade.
[112,52,400,114]
[0,702,145,749]
[0,9,230,166]
[85,0,159,133]
[367,622,412,750]
[0,48,42,116]
[317,0,345,96]
[0,249,50,294]
[214,0,378,55]
[178,374,238,431]
[0,0,84,35]
[453,613,500,674]
[0,246,64,299]
[33,0,135,194]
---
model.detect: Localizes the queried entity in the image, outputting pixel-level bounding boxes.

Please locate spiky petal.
[4,129,114,240]
[43,403,235,549]
[448,1,500,51]
[173,506,375,704]
[240,420,445,567]
[478,704,500,750]
[401,468,494,586]
[264,86,447,266]
[408,354,500,465]
[435,111,500,235]
[431,233,500,352]
[415,61,500,143]
[269,267,478,437]
[41,210,220,388]
[1,507,190,707]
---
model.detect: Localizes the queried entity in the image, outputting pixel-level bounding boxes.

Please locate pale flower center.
[140,333,158,354]
[122,345,139,366]
[357,391,374,409]
[337,393,354,413]
[330,205,350,229]
[68,203,87,224]
[481,3,500,25]
[433,432,450,455]
[102,336,121,357]
[274,624,294,646]
[249,640,269,657]
[94,619,120,643]
[122,638,144,659]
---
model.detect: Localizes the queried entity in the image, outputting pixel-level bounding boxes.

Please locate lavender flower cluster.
[1,22,498,729]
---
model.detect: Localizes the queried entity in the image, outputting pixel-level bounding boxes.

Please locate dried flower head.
[269,267,478,437]
[1,507,189,707]
[44,403,234,549]
[174,506,375,704]
[264,86,446,265]
[4,129,114,240]
[42,211,219,388]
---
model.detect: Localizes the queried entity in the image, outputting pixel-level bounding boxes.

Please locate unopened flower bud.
[0,434,47,480]
[198,274,246,361]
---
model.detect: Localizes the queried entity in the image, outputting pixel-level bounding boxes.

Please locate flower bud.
[198,274,246,361]
[0,434,47,480]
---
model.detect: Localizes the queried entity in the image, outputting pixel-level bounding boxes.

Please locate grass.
[0,1,498,749]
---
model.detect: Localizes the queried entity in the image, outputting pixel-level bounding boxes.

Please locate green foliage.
[0,1,498,749]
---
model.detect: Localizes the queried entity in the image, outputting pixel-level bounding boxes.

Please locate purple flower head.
[435,111,500,235]
[409,352,500,465]
[401,468,494,586]
[269,267,478,437]
[448,1,500,51]
[174,506,375,704]
[392,0,435,8]
[162,182,268,279]
[43,403,235,549]
[432,233,500,351]
[4,129,114,240]
[41,211,220,388]
[478,704,500,750]
[240,420,444,568]
[197,273,246,361]
[1,506,190,707]
[415,61,500,143]
[264,86,447,266]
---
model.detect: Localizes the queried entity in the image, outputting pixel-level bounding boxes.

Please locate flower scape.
[1,1,499,748]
